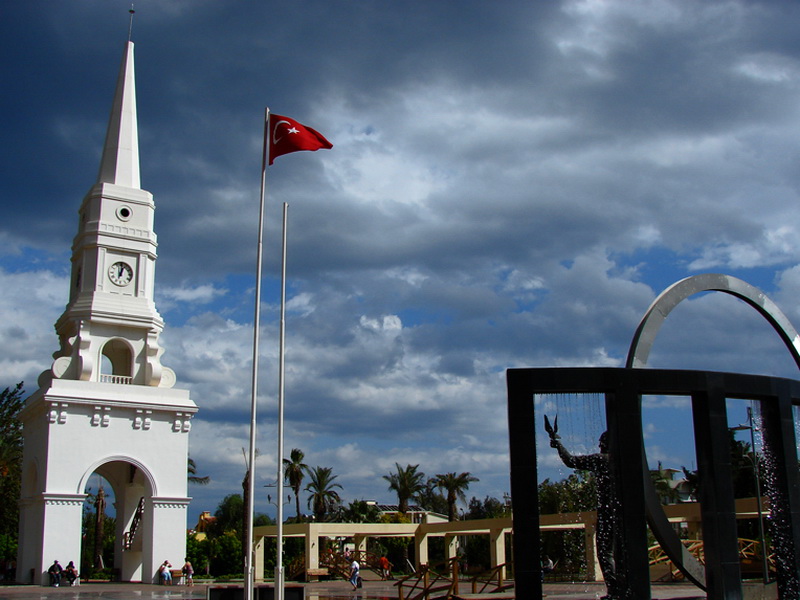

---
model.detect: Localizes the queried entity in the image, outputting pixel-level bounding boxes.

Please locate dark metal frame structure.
[507,366,800,600]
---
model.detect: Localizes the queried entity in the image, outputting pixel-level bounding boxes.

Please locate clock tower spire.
[50,40,171,387]
[97,40,141,188]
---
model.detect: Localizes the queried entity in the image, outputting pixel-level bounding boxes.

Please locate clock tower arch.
[16,40,197,584]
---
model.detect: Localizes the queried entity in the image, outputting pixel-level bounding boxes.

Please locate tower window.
[116,206,132,221]
[100,339,133,384]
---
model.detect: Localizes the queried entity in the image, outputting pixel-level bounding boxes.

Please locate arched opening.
[81,473,116,578]
[79,459,155,582]
[100,339,133,384]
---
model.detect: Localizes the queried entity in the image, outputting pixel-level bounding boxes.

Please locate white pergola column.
[353,534,368,556]
[584,523,600,581]
[414,529,429,567]
[444,534,458,561]
[305,524,321,571]
[254,537,265,582]
[489,528,507,580]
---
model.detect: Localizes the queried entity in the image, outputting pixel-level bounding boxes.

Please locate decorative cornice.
[81,221,157,243]
[42,493,86,507]
[172,412,192,433]
[152,497,191,510]
[47,401,69,425]
[133,409,152,430]
[91,405,111,427]
[25,390,197,416]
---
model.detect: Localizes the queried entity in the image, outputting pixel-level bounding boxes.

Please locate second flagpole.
[275,201,288,600]
[245,107,270,600]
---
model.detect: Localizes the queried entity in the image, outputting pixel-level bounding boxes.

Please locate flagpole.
[245,107,270,600]
[275,202,288,600]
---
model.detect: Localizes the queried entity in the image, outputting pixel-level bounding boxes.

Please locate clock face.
[108,261,133,286]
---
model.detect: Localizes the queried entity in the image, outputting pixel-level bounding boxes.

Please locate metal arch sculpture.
[626,273,800,369]
[626,273,800,590]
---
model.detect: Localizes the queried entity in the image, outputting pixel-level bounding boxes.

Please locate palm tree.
[416,478,449,515]
[305,466,342,521]
[383,463,426,514]
[283,448,308,521]
[434,471,479,521]
[188,456,210,485]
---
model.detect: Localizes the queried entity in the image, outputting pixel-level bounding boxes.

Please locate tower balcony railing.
[100,374,133,385]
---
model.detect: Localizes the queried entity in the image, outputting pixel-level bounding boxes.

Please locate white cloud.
[7,0,800,521]
[734,52,800,84]
[0,269,67,386]
[161,283,227,303]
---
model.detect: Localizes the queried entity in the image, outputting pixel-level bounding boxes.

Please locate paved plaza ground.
[0,580,712,599]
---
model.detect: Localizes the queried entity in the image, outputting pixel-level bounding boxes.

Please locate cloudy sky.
[4,0,800,523]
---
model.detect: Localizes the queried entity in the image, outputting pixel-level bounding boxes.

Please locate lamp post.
[731,406,769,583]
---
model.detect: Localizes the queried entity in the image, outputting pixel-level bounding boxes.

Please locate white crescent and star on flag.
[273,120,300,144]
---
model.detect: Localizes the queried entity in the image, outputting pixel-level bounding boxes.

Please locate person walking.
[349,557,360,591]
[379,555,391,580]
[182,558,194,586]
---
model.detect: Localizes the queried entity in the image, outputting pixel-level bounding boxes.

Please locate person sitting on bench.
[64,561,79,586]
[47,560,63,587]
[159,560,172,585]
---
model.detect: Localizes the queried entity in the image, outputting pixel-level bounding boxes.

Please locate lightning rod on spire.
[128,4,135,41]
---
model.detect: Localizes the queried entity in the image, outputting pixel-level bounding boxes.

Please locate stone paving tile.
[0,580,711,600]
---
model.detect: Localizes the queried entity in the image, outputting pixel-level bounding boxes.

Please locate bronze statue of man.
[546,416,629,600]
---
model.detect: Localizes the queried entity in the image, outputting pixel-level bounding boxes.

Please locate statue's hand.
[544,414,560,444]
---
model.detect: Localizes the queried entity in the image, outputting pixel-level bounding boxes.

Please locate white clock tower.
[16,40,198,584]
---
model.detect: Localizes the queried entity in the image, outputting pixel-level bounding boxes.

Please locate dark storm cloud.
[6,0,800,518]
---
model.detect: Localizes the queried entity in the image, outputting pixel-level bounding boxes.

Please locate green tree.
[729,432,759,499]
[0,382,24,558]
[0,534,17,568]
[188,456,210,485]
[341,500,381,523]
[304,466,342,521]
[650,462,681,505]
[681,430,765,541]
[383,463,425,514]
[213,533,243,576]
[80,488,116,577]
[538,472,597,515]
[283,448,308,522]
[434,472,479,521]
[682,430,763,502]
[203,494,270,576]
[464,495,510,520]
[211,493,244,536]
[0,437,21,478]
[415,478,449,516]
[460,496,512,574]
[538,473,596,576]
[185,532,209,576]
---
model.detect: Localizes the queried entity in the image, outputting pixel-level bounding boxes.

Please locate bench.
[305,568,329,581]
[170,569,185,585]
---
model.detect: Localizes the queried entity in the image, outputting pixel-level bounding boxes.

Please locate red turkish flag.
[268,114,333,165]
